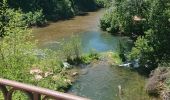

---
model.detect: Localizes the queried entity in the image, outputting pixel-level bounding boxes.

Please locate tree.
[100,0,148,35]
[101,0,170,71]
[129,0,170,71]
[0,1,37,80]
[0,2,69,94]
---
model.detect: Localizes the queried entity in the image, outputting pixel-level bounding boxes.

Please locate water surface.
[33,9,131,52]
[68,65,150,100]
[33,9,153,100]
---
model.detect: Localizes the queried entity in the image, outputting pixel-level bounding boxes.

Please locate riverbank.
[32,8,156,99]
[1,1,163,100]
[67,52,155,100]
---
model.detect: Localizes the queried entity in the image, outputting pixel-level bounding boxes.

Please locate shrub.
[59,35,82,65]
[100,0,148,35]
[81,50,100,64]
[23,10,47,26]
[0,3,71,99]
[95,0,112,8]
[100,9,112,31]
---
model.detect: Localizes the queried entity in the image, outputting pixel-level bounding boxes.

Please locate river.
[33,9,154,100]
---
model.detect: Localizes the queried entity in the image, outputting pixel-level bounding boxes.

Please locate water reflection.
[33,9,151,100]
[39,30,131,53]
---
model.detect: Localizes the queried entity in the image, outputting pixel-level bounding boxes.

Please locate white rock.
[30,68,42,75]
[34,75,43,81]
[63,62,71,69]
[44,71,53,77]
[64,79,72,84]
[119,63,132,67]
[72,72,78,76]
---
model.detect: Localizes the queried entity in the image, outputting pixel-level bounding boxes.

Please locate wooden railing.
[0,78,90,100]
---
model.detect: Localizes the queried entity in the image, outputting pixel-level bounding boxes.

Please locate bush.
[39,0,75,21]
[101,0,170,72]
[7,0,110,22]
[23,10,47,26]
[100,9,112,31]
[0,3,71,99]
[100,0,148,35]
[81,50,99,64]
[59,35,82,65]
[95,0,111,8]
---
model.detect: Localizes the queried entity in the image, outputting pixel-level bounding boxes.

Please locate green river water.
[33,9,156,100]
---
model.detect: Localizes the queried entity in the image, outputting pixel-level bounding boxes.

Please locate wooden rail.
[0,78,90,100]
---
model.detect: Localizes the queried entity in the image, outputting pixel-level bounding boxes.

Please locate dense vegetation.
[0,1,70,92]
[1,0,169,99]
[100,0,170,71]
[1,0,109,26]
[0,1,102,99]
[100,0,149,35]
[100,0,170,99]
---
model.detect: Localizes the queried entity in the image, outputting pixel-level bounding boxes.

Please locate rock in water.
[63,62,72,69]
[119,63,132,67]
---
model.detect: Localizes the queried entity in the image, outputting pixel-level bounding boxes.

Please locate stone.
[52,75,60,81]
[62,62,72,69]
[64,79,72,84]
[72,72,78,76]
[34,75,43,81]
[30,68,43,75]
[44,71,53,77]
[119,63,132,67]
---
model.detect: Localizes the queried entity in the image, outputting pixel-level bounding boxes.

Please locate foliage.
[72,0,97,12]
[95,0,112,8]
[0,3,71,99]
[129,0,170,71]
[129,30,156,69]
[59,35,82,65]
[100,9,113,32]
[81,50,99,64]
[100,0,148,35]
[101,0,170,71]
[7,0,109,22]
[23,10,46,26]
[111,52,122,64]
[117,40,127,62]
[39,0,75,20]
[0,9,35,80]
[60,36,100,65]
